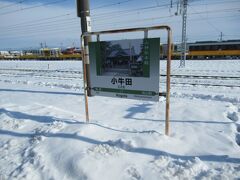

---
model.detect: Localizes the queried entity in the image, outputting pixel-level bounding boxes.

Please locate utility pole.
[180,0,188,68]
[77,0,92,96]
[220,32,223,41]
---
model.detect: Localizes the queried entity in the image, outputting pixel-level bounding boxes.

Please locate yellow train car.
[187,40,240,59]
[162,40,240,60]
[18,54,81,60]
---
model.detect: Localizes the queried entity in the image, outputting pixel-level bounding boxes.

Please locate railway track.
[160,74,240,80]
[0,68,81,74]
[1,68,239,79]
[0,68,82,80]
[161,74,240,88]
[161,82,240,88]
[0,68,240,88]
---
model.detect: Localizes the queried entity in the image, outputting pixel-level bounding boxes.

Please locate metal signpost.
[81,25,172,135]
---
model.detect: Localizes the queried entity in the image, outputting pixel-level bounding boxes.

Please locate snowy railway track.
[0,69,82,80]
[0,68,240,88]
[161,75,240,88]
[164,81,240,88]
[0,72,81,80]
[0,68,81,74]
[160,74,240,80]
[160,74,240,88]
[1,68,240,80]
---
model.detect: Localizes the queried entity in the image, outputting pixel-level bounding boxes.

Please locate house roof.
[108,48,137,58]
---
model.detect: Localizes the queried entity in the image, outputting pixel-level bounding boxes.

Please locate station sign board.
[89,38,160,101]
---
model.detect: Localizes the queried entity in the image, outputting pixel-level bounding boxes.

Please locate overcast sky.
[0,0,239,50]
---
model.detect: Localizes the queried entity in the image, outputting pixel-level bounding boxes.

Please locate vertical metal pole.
[96,34,100,42]
[77,0,92,96]
[180,0,187,67]
[81,35,89,122]
[166,28,172,136]
[144,30,148,38]
[220,32,223,41]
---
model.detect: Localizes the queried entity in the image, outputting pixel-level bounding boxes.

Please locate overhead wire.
[2,0,238,29]
[0,0,27,10]
[0,0,239,44]
[0,0,70,16]
[1,12,239,38]
[1,6,239,36]
[91,0,136,10]
[2,13,73,29]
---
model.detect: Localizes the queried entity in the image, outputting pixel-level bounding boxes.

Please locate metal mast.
[77,0,92,96]
[180,0,188,67]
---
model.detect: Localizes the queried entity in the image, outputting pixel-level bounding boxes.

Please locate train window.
[237,44,240,50]
[194,46,200,51]
[201,45,207,51]
[229,45,234,50]
[222,45,227,50]
[212,45,217,50]
[196,46,200,51]
[205,45,210,50]
[189,46,194,51]
[216,45,221,50]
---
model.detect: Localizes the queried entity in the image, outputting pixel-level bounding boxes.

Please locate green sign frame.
[89,38,160,101]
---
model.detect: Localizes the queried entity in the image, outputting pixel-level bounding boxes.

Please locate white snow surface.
[0,60,240,180]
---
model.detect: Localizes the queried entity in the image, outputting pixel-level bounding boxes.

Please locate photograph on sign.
[98,39,148,77]
[89,38,160,101]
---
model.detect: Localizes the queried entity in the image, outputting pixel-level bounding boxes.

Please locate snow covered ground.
[0,60,239,180]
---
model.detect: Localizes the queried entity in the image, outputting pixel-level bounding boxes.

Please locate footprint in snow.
[47,120,64,133]
[225,105,240,147]
[227,111,239,122]
[87,144,122,157]
[237,124,240,133]
[236,134,240,146]
[125,166,142,180]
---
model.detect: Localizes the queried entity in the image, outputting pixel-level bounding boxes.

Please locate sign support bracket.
[81,25,172,135]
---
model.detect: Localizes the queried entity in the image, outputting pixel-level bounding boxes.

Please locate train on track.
[1,39,239,60]
[0,47,81,60]
[162,39,240,60]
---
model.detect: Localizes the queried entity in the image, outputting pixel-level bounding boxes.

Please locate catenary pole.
[180,0,188,67]
[77,0,92,96]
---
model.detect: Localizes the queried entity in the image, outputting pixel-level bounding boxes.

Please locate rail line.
[0,68,81,74]
[162,82,240,88]
[160,74,240,80]
[1,68,240,88]
[1,68,239,79]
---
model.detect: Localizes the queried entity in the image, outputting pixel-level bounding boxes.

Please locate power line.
[0,0,137,17]
[91,0,136,10]
[189,6,222,33]
[0,2,174,31]
[0,0,27,10]
[1,0,154,29]
[1,10,237,36]
[1,17,77,32]
[0,8,239,37]
[0,0,239,45]
[91,3,174,18]
[2,0,238,29]
[2,13,72,29]
[0,0,70,16]
[1,13,239,38]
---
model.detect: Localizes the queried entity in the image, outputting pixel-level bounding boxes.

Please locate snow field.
[0,60,240,179]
